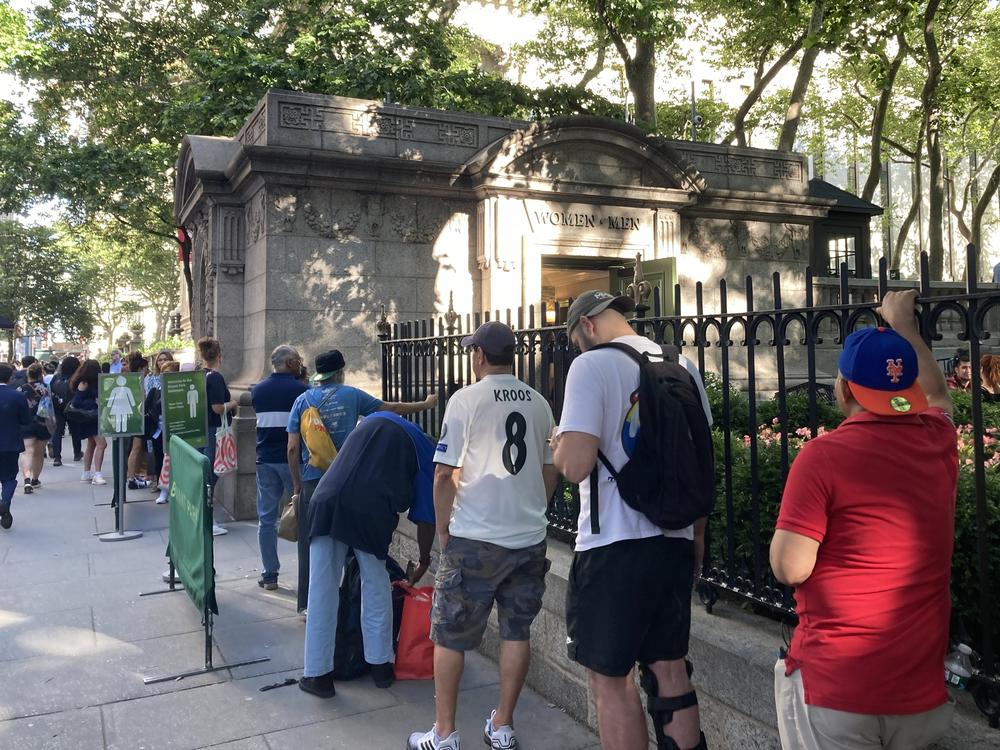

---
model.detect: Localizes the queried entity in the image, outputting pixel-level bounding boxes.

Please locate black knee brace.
[638,661,708,750]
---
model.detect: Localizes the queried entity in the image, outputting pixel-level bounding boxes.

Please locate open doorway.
[541,256,626,325]
[540,254,677,324]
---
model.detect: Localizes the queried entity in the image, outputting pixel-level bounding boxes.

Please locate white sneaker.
[155,491,167,504]
[211,523,228,536]
[80,471,93,483]
[92,473,107,486]
[407,728,460,750]
[483,711,518,750]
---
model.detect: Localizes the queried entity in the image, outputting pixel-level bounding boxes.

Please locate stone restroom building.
[174,89,878,389]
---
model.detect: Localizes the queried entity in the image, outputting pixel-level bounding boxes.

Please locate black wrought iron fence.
[380,246,1000,722]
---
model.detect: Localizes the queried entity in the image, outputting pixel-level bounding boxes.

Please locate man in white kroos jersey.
[408,321,559,750]
[551,290,712,750]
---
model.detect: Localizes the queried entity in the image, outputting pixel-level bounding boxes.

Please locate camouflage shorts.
[430,536,549,652]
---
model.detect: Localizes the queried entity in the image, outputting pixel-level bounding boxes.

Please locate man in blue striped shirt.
[250,345,308,590]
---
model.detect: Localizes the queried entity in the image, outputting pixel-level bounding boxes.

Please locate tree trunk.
[892,139,924,271]
[861,34,908,202]
[777,0,826,152]
[921,0,945,279]
[724,36,805,148]
[625,38,657,129]
[971,162,1000,277]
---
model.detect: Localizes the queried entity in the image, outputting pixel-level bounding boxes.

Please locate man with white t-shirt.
[551,290,712,750]
[408,321,559,750]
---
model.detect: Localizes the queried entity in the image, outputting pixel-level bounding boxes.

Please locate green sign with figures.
[98,373,145,437]
[162,370,208,450]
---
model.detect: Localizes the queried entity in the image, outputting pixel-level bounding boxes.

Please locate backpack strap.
[588,450,620,535]
[582,342,651,536]
[589,466,600,534]
[590,340,650,366]
[660,344,680,363]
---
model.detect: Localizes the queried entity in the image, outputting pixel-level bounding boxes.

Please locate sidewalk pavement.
[0,444,599,750]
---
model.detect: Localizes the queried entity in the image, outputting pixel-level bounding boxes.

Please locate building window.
[827,234,857,277]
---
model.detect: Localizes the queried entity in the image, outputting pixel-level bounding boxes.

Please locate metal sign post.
[97,373,144,542]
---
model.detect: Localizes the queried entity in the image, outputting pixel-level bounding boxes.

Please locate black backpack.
[50,374,70,409]
[588,342,715,532]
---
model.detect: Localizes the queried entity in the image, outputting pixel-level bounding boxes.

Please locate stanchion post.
[98,436,143,542]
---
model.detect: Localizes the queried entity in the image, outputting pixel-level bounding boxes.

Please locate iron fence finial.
[376,304,391,340]
[626,252,652,310]
[445,291,459,334]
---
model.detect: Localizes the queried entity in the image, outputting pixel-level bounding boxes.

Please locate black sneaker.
[371,662,395,689]
[0,505,12,530]
[53,458,62,467]
[298,672,335,698]
[23,481,32,495]
[257,577,278,591]
[73,454,84,462]
[30,479,40,488]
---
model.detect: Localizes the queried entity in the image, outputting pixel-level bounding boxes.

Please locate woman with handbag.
[66,359,106,485]
[198,337,238,536]
[17,363,52,494]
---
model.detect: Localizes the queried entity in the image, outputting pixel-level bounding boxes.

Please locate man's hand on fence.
[877,289,920,335]
[424,393,438,410]
[878,289,953,417]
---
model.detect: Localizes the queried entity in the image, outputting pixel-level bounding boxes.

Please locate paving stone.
[196,737,270,750]
[0,630,228,721]
[0,707,104,750]
[0,442,598,749]
[263,682,597,750]
[103,669,398,750]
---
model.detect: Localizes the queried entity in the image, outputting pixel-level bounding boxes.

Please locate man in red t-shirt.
[770,290,958,749]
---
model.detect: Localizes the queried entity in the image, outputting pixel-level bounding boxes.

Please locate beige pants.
[774,660,954,750]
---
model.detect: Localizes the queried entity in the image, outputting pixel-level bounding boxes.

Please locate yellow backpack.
[300,391,338,471]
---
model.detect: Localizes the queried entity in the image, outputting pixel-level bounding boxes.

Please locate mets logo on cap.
[837,327,929,415]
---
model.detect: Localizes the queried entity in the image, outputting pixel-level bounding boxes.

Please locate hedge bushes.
[705,378,1000,650]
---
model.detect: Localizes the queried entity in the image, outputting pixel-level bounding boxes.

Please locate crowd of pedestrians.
[256,289,965,750]
[0,338,240,533]
[0,286,970,750]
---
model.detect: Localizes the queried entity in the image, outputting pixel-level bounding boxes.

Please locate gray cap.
[461,321,516,356]
[566,291,635,336]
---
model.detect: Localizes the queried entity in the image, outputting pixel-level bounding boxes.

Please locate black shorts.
[22,423,51,441]
[566,535,694,677]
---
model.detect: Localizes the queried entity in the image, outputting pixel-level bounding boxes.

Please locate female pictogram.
[107,376,137,432]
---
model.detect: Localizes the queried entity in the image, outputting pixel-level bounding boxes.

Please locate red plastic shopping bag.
[393,582,434,680]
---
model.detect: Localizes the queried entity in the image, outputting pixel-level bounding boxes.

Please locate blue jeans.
[256,462,293,582]
[303,536,394,676]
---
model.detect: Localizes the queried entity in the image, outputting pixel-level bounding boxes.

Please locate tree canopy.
[1,0,999,290]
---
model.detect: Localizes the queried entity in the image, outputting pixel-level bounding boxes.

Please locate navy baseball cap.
[838,327,928,415]
[461,321,516,357]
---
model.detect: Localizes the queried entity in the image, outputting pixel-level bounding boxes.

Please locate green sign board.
[162,370,208,451]
[165,435,218,615]
[98,373,146,437]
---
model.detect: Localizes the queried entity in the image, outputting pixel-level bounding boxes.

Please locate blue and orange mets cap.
[838,327,929,415]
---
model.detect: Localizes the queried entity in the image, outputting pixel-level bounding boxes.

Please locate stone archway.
[457,117,705,315]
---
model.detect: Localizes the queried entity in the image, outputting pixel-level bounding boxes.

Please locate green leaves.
[0,219,95,341]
